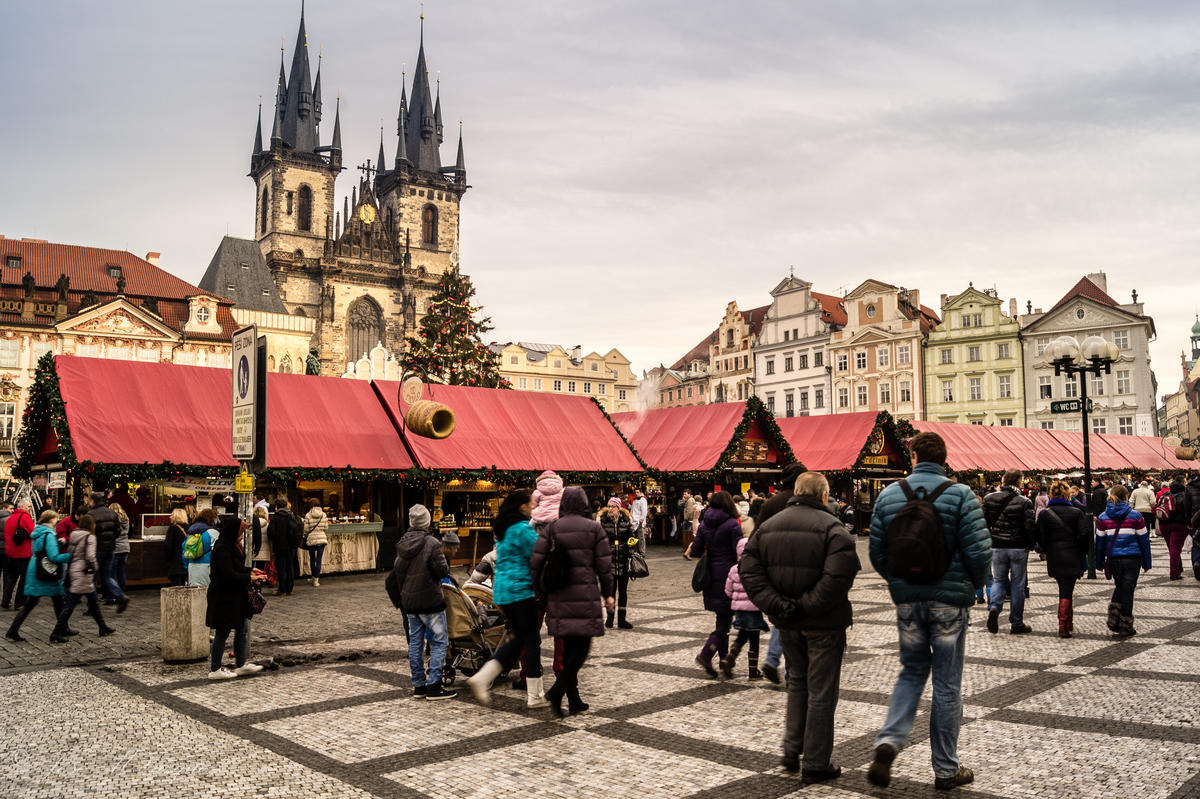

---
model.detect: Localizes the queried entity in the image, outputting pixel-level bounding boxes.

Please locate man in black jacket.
[86,492,128,612]
[267,500,301,596]
[392,504,455,700]
[1088,478,1109,518]
[983,470,1036,635]
[1184,472,1200,581]
[740,471,861,785]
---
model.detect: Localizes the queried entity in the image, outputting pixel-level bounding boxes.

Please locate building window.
[260,187,269,233]
[567,381,577,393]
[970,420,983,426]
[798,353,808,369]
[940,348,953,364]
[877,347,889,368]
[1114,329,1129,349]
[5,256,20,269]
[998,417,1014,427]
[533,378,544,390]
[765,359,775,375]
[0,401,14,438]
[967,345,980,362]
[1039,376,1052,399]
[1092,417,1107,434]
[618,389,628,400]
[799,391,809,411]
[866,303,876,318]
[941,381,954,402]
[962,313,973,328]
[766,394,776,413]
[998,374,1012,398]
[837,387,849,408]
[286,191,294,215]
[0,339,19,367]
[783,330,790,342]
[856,385,868,406]
[855,351,867,370]
[837,354,848,372]
[137,348,159,362]
[1118,416,1134,435]
[510,356,518,364]
[997,342,1010,360]
[599,383,607,395]
[814,351,823,367]
[1036,336,1050,355]
[1065,418,1081,432]
[76,343,99,358]
[278,354,293,374]
[899,382,911,403]
[422,205,438,245]
[347,297,382,362]
[783,356,793,372]
[297,185,313,232]
[726,329,734,348]
[785,393,794,417]
[660,392,666,405]
[1063,378,1078,398]
[792,328,798,340]
[107,265,122,279]
[879,383,891,404]
[969,378,982,401]
[1090,376,1104,396]
[583,382,592,393]
[518,377,528,389]
[686,386,691,398]
[591,362,598,371]
[1041,421,1055,430]
[814,388,824,408]
[897,345,910,365]
[1116,370,1131,394]
[31,341,54,362]
[553,380,562,392]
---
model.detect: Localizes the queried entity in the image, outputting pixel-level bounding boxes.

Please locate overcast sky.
[3,1,1200,390]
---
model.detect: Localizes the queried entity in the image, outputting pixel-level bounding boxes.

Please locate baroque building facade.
[202,10,469,376]
[753,275,846,418]
[924,285,1025,426]
[1019,273,1158,436]
[490,343,637,413]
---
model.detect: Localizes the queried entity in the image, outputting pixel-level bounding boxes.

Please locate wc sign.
[232,324,258,460]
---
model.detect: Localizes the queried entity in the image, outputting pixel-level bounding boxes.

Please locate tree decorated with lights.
[403,265,509,388]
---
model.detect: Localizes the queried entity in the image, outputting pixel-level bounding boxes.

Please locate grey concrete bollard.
[161,586,209,663]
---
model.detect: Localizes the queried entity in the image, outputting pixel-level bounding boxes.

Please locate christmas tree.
[403,266,509,388]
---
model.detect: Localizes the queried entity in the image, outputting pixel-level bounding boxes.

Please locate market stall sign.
[861,455,890,467]
[732,439,770,464]
[47,471,67,489]
[235,473,254,494]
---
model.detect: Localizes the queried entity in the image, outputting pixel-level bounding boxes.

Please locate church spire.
[330,96,342,152]
[312,52,323,125]
[377,128,388,174]
[280,4,319,152]
[434,76,444,144]
[270,48,286,145]
[403,13,442,173]
[454,121,466,183]
[252,103,264,156]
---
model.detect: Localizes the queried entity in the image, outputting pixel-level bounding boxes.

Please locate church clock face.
[358,204,376,225]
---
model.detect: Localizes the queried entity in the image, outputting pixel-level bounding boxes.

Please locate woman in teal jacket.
[467,488,550,709]
[5,511,73,643]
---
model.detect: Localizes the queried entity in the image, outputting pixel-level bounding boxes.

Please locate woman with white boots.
[467,489,550,708]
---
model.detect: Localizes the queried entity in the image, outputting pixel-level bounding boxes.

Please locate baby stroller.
[440,582,509,685]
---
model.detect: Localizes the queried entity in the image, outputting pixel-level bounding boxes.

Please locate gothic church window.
[279,355,292,374]
[347,297,383,363]
[260,187,269,234]
[422,205,438,246]
[286,191,294,215]
[298,185,313,232]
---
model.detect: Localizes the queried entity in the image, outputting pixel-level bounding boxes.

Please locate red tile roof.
[671,332,717,370]
[741,304,770,336]
[1048,276,1119,315]
[812,291,847,326]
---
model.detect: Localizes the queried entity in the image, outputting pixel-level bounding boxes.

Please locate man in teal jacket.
[866,432,991,792]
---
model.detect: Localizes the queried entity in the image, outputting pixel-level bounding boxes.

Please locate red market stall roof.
[1134,436,1200,470]
[985,426,1078,472]
[1098,435,1176,472]
[373,381,643,475]
[42,356,413,472]
[912,420,1025,472]
[775,412,879,472]
[1043,430,1131,471]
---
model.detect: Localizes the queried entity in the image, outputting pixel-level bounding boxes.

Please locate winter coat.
[1130,486,1157,514]
[469,550,497,585]
[303,507,330,548]
[184,521,216,565]
[740,495,860,631]
[164,523,188,578]
[23,526,72,598]
[755,489,794,529]
[530,487,614,637]
[55,515,79,541]
[982,486,1036,550]
[267,510,300,553]
[391,528,449,614]
[3,509,35,559]
[724,538,758,612]
[65,529,98,595]
[530,472,564,528]
[1033,493,1049,519]
[869,462,992,608]
[1160,481,1190,529]
[1035,499,1089,580]
[1095,500,1151,571]
[205,538,253,630]
[88,506,120,555]
[598,508,635,579]
[689,507,743,614]
[113,515,131,555]
[493,520,538,606]
[1088,485,1109,517]
[1182,478,1200,529]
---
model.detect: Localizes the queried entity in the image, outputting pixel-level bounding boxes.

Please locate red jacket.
[4,509,35,559]
[55,515,78,547]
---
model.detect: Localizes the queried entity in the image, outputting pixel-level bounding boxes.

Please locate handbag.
[691,548,711,593]
[628,551,650,579]
[246,583,267,616]
[34,535,62,582]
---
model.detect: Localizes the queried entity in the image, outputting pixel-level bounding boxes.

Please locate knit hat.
[408,504,431,531]
[607,497,623,507]
[440,529,461,546]
[737,501,751,519]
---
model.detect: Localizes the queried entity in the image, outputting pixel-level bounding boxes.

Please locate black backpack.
[886,479,956,585]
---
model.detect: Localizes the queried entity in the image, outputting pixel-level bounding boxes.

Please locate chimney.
[570,345,582,361]
[907,288,921,311]
[1009,298,1018,318]
[145,251,160,267]
[940,293,948,308]
[1085,271,1107,293]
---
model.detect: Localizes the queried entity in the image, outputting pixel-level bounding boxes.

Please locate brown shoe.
[935,766,974,790]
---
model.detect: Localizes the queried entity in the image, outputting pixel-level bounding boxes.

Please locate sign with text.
[1050,399,1093,414]
[232,325,258,459]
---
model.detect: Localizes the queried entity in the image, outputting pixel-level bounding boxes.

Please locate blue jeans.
[1107,556,1141,616]
[988,549,1027,625]
[308,544,326,580]
[406,611,449,688]
[875,602,969,780]
[763,626,783,669]
[97,551,126,601]
[113,552,128,592]
[210,619,249,672]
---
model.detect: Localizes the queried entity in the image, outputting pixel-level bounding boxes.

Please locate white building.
[753,276,846,417]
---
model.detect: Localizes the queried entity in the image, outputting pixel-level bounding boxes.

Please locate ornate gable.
[58,299,179,341]
[1025,297,1142,334]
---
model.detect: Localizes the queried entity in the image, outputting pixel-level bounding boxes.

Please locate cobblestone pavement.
[3,541,1199,798]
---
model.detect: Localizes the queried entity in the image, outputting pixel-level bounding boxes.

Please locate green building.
[924,285,1025,426]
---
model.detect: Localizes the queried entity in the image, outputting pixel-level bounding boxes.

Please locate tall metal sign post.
[233,325,266,569]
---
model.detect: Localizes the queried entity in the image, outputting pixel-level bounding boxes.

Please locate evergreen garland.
[589,397,650,471]
[651,397,801,481]
[819,410,913,482]
[13,352,76,479]
[402,266,510,388]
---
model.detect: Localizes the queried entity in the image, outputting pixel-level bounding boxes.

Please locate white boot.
[312,578,320,587]
[526,675,550,709]
[467,659,503,706]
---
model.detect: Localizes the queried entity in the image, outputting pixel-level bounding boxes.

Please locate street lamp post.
[1049,335,1120,579]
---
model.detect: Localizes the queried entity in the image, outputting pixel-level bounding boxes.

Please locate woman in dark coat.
[598,498,635,629]
[206,516,267,679]
[163,508,189,586]
[1035,480,1091,638]
[530,486,614,717]
[687,491,743,677]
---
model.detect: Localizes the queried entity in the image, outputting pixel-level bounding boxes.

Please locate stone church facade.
[201,9,469,375]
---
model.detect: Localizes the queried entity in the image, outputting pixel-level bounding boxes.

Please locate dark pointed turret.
[454,122,466,183]
[376,130,388,175]
[312,56,323,125]
[398,14,443,174]
[270,50,286,144]
[330,96,342,153]
[434,79,444,144]
[395,80,411,166]
[252,104,264,156]
[280,5,319,152]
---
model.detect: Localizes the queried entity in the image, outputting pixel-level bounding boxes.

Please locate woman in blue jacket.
[467,488,550,709]
[5,511,73,643]
[1095,484,1151,638]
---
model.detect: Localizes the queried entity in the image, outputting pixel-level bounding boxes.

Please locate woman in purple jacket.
[687,491,743,677]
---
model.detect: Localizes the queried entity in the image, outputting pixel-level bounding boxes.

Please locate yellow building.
[924,285,1025,426]
[491,343,637,413]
